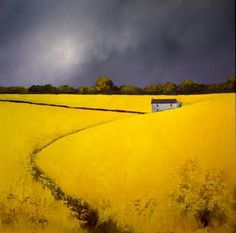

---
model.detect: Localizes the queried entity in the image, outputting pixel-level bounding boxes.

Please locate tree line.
[0,75,235,95]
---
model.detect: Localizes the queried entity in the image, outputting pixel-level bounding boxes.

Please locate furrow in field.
[0,99,146,114]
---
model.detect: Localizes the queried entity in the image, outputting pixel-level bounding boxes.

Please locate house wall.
[152,104,159,112]
[152,102,181,112]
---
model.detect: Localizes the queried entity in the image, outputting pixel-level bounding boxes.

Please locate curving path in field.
[29,122,133,233]
[30,125,100,227]
[1,99,139,232]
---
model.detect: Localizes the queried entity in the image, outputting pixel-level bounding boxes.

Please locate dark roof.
[151,98,177,104]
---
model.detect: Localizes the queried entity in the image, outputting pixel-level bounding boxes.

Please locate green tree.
[95,75,114,92]
[29,84,58,94]
[0,86,28,94]
[181,79,196,94]
[120,85,142,94]
[225,76,236,92]
[162,82,177,94]
[143,84,162,94]
[76,86,89,94]
[58,85,75,94]
[87,86,99,94]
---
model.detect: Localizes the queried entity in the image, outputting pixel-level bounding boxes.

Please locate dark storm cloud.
[0,0,235,87]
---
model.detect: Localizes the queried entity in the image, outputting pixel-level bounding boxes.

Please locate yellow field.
[0,100,132,233]
[0,93,222,112]
[0,93,235,233]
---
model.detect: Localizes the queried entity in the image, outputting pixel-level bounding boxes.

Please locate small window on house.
[170,103,173,106]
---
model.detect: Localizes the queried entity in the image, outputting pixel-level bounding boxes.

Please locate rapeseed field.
[0,93,235,233]
[0,100,131,233]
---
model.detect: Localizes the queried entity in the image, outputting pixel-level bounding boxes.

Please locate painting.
[0,1,235,233]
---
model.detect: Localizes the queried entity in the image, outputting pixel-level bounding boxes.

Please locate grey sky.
[0,0,235,87]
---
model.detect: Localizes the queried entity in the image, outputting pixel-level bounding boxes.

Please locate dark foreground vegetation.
[0,75,235,95]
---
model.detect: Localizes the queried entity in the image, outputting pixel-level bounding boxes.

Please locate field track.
[29,121,132,232]
[30,125,101,227]
[0,99,146,114]
[0,99,134,232]
[0,97,136,232]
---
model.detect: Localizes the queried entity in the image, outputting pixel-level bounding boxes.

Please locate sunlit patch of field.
[0,93,222,112]
[0,101,132,233]
[36,93,236,233]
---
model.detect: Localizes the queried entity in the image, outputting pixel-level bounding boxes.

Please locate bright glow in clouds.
[46,39,80,69]
[27,32,89,83]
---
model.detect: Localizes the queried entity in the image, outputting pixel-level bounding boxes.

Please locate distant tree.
[225,76,236,92]
[180,79,197,94]
[207,81,233,93]
[95,75,115,93]
[195,83,208,93]
[162,82,177,94]
[43,84,58,93]
[120,85,142,94]
[143,84,162,94]
[181,79,195,86]
[29,85,41,93]
[0,87,4,93]
[1,75,234,95]
[29,84,58,94]
[76,86,89,94]
[87,86,99,94]
[206,83,222,93]
[58,85,75,94]
[0,86,28,94]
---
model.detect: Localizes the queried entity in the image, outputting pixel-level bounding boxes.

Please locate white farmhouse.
[151,98,181,112]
